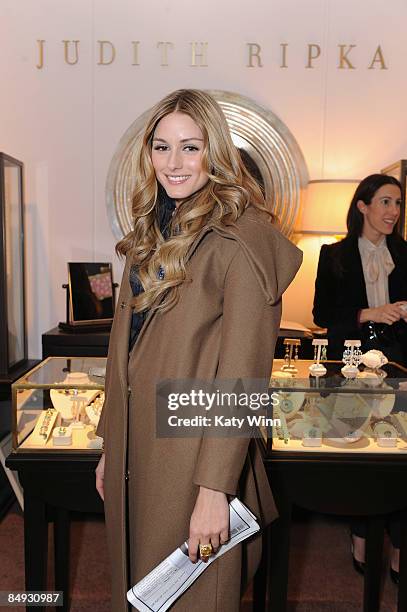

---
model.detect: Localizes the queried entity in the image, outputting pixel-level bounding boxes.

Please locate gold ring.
[199,543,213,559]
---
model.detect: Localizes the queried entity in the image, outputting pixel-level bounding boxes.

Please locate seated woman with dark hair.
[313,173,407,581]
[313,173,407,364]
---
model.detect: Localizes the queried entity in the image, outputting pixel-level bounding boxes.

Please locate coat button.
[120,301,126,309]
[125,471,130,481]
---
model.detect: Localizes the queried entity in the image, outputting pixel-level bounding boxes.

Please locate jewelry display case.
[262,359,407,457]
[11,356,106,453]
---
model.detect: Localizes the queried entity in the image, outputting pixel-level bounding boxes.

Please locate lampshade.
[301,180,360,234]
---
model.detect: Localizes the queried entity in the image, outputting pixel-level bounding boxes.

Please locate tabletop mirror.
[60,262,115,331]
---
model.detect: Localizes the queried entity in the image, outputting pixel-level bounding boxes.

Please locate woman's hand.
[359,303,405,325]
[397,301,407,323]
[188,486,229,563]
[95,453,105,501]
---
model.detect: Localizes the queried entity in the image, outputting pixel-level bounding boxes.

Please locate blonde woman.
[95,89,302,611]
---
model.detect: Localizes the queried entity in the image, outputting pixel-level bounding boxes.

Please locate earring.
[342,347,352,365]
[353,347,362,367]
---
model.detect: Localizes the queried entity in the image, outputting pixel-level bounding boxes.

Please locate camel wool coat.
[96,207,302,611]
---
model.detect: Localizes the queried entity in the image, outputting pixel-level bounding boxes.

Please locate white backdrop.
[1,0,406,357]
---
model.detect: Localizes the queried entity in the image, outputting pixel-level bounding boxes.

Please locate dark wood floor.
[0,503,399,611]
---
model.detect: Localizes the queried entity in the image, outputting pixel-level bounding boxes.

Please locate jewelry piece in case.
[281,338,301,374]
[302,425,322,447]
[372,419,398,448]
[341,340,362,379]
[309,339,328,377]
[52,425,73,447]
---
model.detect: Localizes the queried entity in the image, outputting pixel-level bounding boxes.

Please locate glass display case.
[0,153,27,379]
[11,356,107,453]
[262,359,407,456]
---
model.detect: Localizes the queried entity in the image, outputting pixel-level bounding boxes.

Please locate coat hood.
[209,208,303,305]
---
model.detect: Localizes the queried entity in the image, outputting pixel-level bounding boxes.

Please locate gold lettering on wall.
[190,42,208,67]
[246,43,262,68]
[36,40,45,69]
[62,40,80,65]
[338,44,356,69]
[306,44,321,68]
[280,43,288,68]
[131,41,140,66]
[32,38,392,71]
[97,40,116,65]
[368,45,387,69]
[157,42,174,66]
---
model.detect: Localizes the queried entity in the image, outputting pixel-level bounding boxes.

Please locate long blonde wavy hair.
[117,89,273,313]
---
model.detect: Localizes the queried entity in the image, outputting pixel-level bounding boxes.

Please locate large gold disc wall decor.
[106,90,308,239]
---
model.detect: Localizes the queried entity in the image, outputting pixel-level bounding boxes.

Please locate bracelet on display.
[39,409,56,439]
[274,409,290,444]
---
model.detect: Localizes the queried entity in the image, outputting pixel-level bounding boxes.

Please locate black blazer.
[313,234,407,359]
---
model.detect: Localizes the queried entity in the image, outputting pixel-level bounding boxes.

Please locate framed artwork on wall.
[381,159,407,240]
[0,153,27,380]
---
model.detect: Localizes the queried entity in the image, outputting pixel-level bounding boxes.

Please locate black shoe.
[350,535,365,575]
[390,567,399,585]
[352,555,365,576]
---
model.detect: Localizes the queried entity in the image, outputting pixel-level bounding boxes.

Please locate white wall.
[1,0,406,356]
